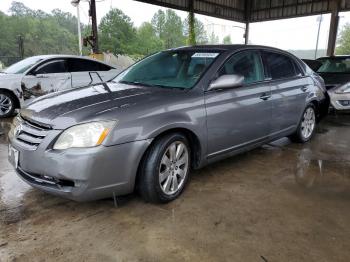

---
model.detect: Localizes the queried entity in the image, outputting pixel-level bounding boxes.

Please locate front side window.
[35,60,67,74]
[218,51,264,84]
[114,51,220,89]
[262,51,297,80]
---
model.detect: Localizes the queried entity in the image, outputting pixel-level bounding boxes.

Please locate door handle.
[301,86,308,92]
[260,93,271,101]
[36,75,49,79]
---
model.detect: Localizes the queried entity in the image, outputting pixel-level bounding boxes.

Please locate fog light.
[338,100,350,106]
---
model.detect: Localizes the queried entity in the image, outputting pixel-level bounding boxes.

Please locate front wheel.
[138,133,191,203]
[0,91,16,118]
[290,105,316,143]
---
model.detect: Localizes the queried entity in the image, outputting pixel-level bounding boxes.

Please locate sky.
[1,0,350,53]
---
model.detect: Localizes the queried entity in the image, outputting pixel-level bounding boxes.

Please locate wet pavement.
[0,115,350,262]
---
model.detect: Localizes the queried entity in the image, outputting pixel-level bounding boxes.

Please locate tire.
[290,104,317,143]
[138,133,191,203]
[0,90,16,118]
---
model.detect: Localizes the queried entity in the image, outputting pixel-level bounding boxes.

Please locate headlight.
[53,120,117,150]
[335,83,350,94]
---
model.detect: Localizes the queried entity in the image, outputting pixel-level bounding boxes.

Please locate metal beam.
[245,0,252,44]
[327,0,340,56]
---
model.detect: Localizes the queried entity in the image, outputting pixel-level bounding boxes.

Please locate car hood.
[317,72,350,89]
[20,82,172,129]
[0,73,21,80]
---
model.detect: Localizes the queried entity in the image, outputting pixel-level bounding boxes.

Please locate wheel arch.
[0,88,21,109]
[134,126,203,192]
[308,99,321,122]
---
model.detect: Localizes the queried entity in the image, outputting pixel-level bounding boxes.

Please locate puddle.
[0,142,31,225]
[293,148,350,192]
[0,118,12,144]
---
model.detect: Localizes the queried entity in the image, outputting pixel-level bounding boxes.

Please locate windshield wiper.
[119,80,186,90]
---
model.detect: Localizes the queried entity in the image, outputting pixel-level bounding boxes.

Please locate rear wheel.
[0,91,16,118]
[290,105,316,143]
[138,133,191,203]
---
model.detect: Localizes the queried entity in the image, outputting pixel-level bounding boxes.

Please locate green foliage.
[223,35,232,44]
[186,12,196,45]
[208,31,220,44]
[1,2,209,62]
[99,8,136,55]
[0,1,79,60]
[184,15,208,45]
[336,23,350,55]
[134,22,163,56]
[151,9,186,49]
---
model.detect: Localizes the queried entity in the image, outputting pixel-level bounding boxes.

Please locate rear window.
[317,57,350,73]
[262,51,298,79]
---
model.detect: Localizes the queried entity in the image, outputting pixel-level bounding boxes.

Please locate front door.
[205,50,272,158]
[21,59,71,101]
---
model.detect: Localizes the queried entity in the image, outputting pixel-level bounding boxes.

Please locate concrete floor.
[0,115,350,262]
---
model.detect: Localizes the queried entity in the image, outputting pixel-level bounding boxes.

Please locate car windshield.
[114,50,221,89]
[317,57,350,73]
[2,57,42,74]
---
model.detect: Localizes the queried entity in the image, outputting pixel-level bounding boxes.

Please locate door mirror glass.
[208,74,244,91]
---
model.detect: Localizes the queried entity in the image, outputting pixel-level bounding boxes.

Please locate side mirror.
[208,74,244,91]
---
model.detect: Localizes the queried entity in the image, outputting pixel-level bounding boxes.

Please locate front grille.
[14,117,51,150]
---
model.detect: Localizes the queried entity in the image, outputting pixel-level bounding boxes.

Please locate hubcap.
[0,94,12,116]
[159,141,189,195]
[301,107,315,139]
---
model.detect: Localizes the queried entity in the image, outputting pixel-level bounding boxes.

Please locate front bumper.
[8,124,152,201]
[328,90,350,111]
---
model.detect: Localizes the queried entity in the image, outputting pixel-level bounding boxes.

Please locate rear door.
[68,58,118,88]
[21,59,71,100]
[205,50,273,157]
[261,51,309,136]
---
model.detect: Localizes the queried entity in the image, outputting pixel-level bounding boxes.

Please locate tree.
[99,8,136,54]
[223,35,232,44]
[134,22,163,55]
[208,31,219,44]
[336,23,350,55]
[151,9,185,49]
[9,1,34,16]
[184,16,208,45]
[1,2,78,61]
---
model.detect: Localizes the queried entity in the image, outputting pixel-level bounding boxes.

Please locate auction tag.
[192,53,219,58]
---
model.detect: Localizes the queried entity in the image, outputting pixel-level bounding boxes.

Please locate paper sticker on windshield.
[192,53,219,58]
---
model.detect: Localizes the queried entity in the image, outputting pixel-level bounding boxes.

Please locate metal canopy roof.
[136,0,350,23]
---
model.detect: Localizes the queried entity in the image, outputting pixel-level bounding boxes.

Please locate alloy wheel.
[159,141,189,195]
[301,107,316,139]
[0,94,13,116]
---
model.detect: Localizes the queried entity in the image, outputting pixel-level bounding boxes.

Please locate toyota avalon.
[8,45,328,203]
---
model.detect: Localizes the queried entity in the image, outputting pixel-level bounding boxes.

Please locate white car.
[0,55,120,118]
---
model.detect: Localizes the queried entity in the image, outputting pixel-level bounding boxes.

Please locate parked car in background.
[316,56,350,111]
[302,59,322,72]
[8,45,328,203]
[0,55,119,118]
[303,56,350,111]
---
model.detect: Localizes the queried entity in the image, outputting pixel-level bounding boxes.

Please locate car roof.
[28,55,116,68]
[172,44,290,53]
[317,55,350,60]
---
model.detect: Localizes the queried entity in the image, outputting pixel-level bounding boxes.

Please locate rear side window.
[35,60,67,74]
[68,59,112,72]
[262,51,298,80]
